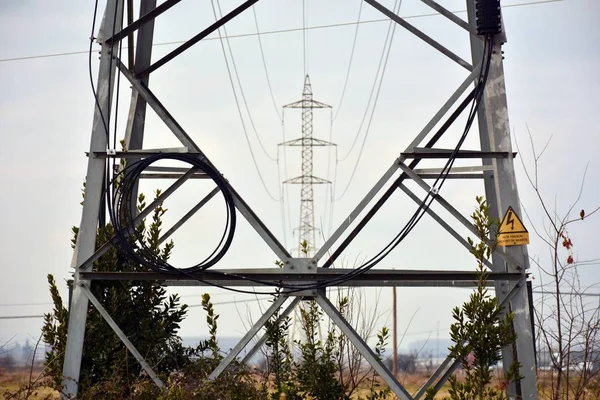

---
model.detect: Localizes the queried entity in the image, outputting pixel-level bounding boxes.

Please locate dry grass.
[0,370,448,400]
[0,369,59,400]
[3,369,584,399]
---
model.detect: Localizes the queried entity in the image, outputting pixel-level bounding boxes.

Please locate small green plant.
[42,190,187,399]
[262,240,393,400]
[360,326,392,400]
[295,300,344,400]
[263,302,299,400]
[428,196,522,400]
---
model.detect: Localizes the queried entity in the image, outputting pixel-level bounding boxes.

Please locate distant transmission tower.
[282,75,333,257]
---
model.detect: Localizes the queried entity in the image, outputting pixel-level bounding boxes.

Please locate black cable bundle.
[107,153,236,274]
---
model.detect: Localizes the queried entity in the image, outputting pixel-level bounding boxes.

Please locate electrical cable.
[276,148,289,249]
[322,109,336,237]
[332,0,363,122]
[302,0,308,76]
[252,5,283,122]
[281,109,294,252]
[88,0,110,142]
[209,0,279,201]
[334,0,402,201]
[1,0,563,64]
[336,0,402,165]
[215,0,278,162]
[107,153,236,274]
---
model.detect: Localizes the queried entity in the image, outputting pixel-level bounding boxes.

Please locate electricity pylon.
[282,75,333,257]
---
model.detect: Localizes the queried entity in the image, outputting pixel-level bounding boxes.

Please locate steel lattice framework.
[61,1,539,399]
[282,75,332,256]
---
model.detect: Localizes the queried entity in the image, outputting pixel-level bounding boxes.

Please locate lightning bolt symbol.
[507,211,515,230]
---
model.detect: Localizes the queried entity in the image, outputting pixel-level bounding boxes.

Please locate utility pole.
[282,75,333,256]
[392,286,398,376]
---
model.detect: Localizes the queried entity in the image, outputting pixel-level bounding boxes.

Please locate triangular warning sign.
[497,206,529,246]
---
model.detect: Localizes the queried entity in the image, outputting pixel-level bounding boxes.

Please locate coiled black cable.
[107,153,236,274]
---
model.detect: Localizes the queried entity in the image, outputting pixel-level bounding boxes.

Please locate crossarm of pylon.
[279,137,336,147]
[283,175,331,184]
[283,99,332,108]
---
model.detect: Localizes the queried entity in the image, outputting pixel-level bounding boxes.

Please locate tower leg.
[62,1,123,397]
[467,1,538,397]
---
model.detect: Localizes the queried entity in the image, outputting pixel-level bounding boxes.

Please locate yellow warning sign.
[497,206,529,246]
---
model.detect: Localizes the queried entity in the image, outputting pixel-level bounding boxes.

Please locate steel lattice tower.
[61,1,540,399]
[282,75,332,257]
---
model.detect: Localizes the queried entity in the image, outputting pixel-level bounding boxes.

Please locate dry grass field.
[0,369,449,400]
[5,368,596,399]
[0,369,59,400]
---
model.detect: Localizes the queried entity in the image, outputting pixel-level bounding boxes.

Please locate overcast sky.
[1,0,599,355]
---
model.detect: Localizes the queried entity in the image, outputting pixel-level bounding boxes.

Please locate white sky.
[0,0,599,355]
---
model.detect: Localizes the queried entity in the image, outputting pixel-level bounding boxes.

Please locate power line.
[532,290,600,297]
[0,0,562,64]
[210,0,279,201]
[302,0,308,76]
[334,0,402,200]
[281,110,294,252]
[332,0,363,122]
[252,5,282,122]
[215,0,277,162]
[0,302,53,308]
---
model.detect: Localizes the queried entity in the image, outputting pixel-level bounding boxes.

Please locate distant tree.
[0,353,16,372]
[21,340,33,364]
[515,133,600,400]
[41,191,188,398]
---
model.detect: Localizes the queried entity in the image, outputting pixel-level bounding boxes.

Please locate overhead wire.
[322,109,337,238]
[209,0,279,201]
[332,0,364,122]
[252,5,282,123]
[281,109,294,251]
[334,0,402,201]
[88,0,110,143]
[276,145,289,249]
[215,0,277,162]
[302,0,308,76]
[1,0,563,64]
